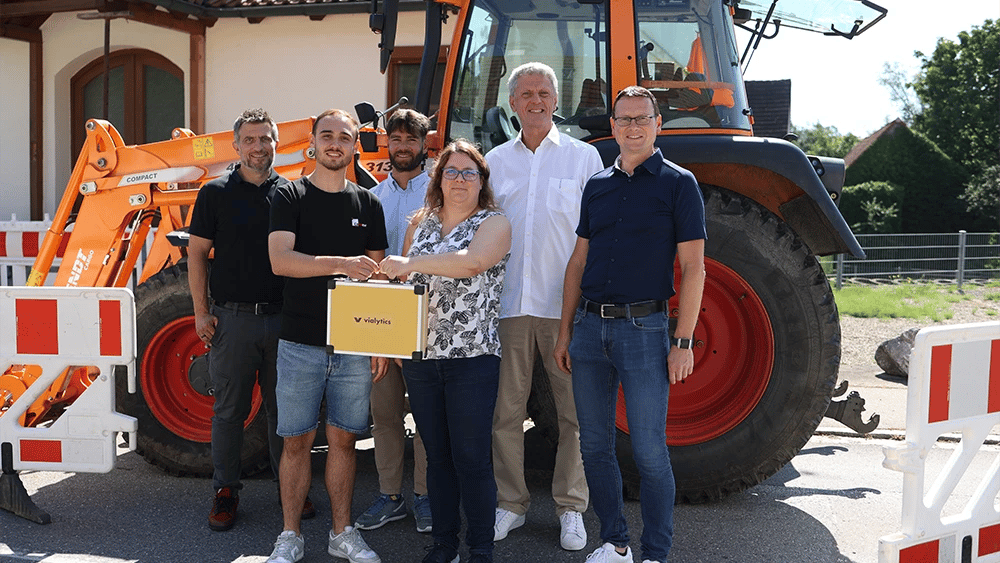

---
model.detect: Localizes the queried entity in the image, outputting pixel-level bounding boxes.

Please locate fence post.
[956,230,967,291]
[836,253,844,290]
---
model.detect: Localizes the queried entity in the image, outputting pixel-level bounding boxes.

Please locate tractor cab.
[396,0,886,152]
[446,0,753,152]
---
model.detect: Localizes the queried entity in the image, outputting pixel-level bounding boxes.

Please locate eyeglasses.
[612,115,656,127]
[442,168,481,182]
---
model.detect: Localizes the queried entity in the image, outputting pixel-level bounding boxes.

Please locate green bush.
[962,164,1000,231]
[845,124,969,233]
[840,181,903,234]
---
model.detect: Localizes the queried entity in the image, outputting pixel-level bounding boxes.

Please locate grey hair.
[507,62,559,99]
[233,108,279,142]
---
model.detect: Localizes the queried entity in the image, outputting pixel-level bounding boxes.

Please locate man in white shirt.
[485,62,605,552]
[355,109,433,535]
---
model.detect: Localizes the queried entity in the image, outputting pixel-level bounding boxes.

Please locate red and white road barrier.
[0,220,151,287]
[0,220,61,286]
[881,321,1000,563]
[0,286,137,473]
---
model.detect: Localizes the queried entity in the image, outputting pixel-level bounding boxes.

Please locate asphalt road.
[2,433,997,563]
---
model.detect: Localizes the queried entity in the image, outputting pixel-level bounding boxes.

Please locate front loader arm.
[29,118,316,289]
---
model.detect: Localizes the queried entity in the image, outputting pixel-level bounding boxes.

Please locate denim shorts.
[275,339,373,436]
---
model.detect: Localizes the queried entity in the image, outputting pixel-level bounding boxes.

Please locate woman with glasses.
[379,139,511,563]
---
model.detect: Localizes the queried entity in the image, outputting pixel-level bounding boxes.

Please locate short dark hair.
[233,108,278,142]
[312,108,360,140]
[613,86,660,117]
[386,108,430,139]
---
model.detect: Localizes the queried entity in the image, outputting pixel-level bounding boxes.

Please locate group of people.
[188,61,706,563]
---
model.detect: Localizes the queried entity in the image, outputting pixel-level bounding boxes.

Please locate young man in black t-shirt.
[265,109,389,563]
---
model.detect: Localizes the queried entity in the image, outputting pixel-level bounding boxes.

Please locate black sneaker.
[208,487,239,531]
[422,544,459,563]
[355,494,406,530]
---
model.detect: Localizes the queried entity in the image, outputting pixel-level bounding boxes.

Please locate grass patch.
[984,292,1000,301]
[833,283,965,321]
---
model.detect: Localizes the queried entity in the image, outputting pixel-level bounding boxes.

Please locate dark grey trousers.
[209,304,282,491]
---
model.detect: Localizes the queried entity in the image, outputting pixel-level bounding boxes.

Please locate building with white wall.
[1,0,450,220]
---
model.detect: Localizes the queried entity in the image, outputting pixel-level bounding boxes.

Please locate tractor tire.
[117,264,271,477]
[615,186,840,503]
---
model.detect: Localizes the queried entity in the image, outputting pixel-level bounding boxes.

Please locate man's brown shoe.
[302,495,317,520]
[279,481,317,520]
[209,487,239,531]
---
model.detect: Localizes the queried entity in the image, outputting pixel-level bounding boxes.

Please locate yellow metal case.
[326,279,428,360]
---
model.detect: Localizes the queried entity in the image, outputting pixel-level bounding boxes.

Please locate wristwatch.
[672,337,694,350]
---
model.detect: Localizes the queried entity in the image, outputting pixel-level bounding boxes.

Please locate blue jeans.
[569,306,674,562]
[275,339,372,436]
[402,355,499,557]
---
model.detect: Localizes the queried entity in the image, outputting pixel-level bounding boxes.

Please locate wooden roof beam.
[1,0,102,17]
[127,3,211,34]
[0,23,43,42]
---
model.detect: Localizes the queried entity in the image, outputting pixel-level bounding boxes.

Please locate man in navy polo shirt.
[554,86,706,563]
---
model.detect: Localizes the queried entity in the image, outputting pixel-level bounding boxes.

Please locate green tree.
[790,122,860,158]
[877,62,920,125]
[839,181,902,234]
[961,164,1000,231]
[911,19,999,176]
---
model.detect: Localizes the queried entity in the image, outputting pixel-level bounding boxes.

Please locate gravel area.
[838,282,999,378]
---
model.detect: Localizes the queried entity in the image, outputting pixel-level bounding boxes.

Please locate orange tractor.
[2,0,884,513]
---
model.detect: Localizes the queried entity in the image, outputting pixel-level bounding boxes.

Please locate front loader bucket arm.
[27,120,126,287]
[31,118,317,289]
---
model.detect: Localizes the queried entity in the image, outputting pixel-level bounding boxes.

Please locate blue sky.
[738,0,997,138]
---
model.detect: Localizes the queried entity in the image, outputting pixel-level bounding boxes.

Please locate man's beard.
[318,152,352,172]
[242,153,273,173]
[390,150,424,173]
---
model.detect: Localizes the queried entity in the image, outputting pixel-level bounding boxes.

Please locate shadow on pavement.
[0,432,872,563]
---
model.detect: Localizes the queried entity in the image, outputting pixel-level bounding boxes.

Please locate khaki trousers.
[493,316,588,516]
[371,361,427,496]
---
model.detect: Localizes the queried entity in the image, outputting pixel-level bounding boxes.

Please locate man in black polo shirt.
[189,108,313,532]
[554,86,706,563]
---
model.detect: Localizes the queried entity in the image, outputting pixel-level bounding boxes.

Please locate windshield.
[447,0,751,151]
[448,0,609,152]
[737,0,886,36]
[636,0,751,130]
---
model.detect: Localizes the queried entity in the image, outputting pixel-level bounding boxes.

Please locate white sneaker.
[584,542,633,563]
[493,507,526,541]
[642,560,663,563]
[559,510,587,551]
[266,530,304,563]
[328,526,381,563]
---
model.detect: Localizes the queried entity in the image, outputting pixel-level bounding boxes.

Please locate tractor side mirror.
[355,102,378,126]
